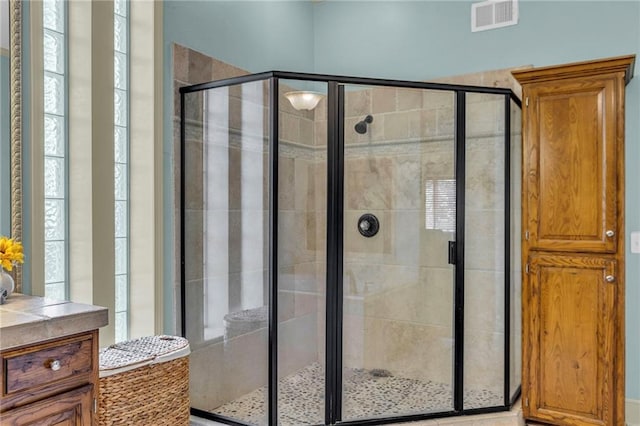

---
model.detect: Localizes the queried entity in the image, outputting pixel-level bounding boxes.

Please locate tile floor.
[191,363,521,426]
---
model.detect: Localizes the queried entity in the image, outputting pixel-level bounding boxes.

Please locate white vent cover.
[472,0,518,32]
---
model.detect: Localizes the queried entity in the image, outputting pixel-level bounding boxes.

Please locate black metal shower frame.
[180,71,523,426]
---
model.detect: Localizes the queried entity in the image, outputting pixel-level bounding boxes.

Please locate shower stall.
[180,72,522,426]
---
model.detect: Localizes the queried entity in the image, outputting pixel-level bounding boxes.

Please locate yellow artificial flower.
[0,236,25,272]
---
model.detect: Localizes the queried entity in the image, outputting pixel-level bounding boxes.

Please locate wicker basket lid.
[99,335,189,372]
[99,347,155,371]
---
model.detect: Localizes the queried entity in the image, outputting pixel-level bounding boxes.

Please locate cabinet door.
[524,254,617,425]
[0,384,93,426]
[523,76,619,253]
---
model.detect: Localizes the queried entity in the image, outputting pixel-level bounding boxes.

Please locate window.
[425,179,456,233]
[114,0,129,342]
[43,0,67,300]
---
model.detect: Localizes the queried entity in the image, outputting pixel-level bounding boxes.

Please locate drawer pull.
[605,275,615,283]
[49,359,62,371]
[605,230,615,238]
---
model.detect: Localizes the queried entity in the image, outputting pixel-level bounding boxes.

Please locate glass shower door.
[340,85,456,421]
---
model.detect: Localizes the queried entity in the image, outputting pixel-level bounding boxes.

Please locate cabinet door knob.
[605,230,615,237]
[605,275,615,283]
[50,359,61,371]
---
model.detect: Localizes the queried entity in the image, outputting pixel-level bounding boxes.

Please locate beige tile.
[342,310,365,369]
[418,267,455,328]
[372,87,397,113]
[419,229,455,268]
[393,155,422,209]
[294,292,318,317]
[465,209,504,239]
[299,117,315,146]
[344,117,360,145]
[278,314,319,376]
[225,329,270,400]
[188,48,215,83]
[228,96,243,131]
[211,57,248,81]
[466,97,503,137]
[421,140,456,179]
[278,290,295,322]
[465,269,505,333]
[294,158,313,211]
[189,342,227,410]
[464,236,505,271]
[184,141,203,210]
[369,114,386,142]
[278,156,295,210]
[384,112,410,140]
[184,279,205,344]
[314,97,327,119]
[382,210,421,265]
[344,156,393,210]
[346,88,372,117]
[184,89,204,123]
[397,88,423,111]
[173,44,189,82]
[362,317,453,384]
[183,209,204,281]
[423,89,455,110]
[293,263,319,292]
[464,329,504,391]
[437,106,455,136]
[408,109,438,139]
[314,119,327,147]
[279,112,300,142]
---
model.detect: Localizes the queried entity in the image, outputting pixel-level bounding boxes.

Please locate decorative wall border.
[9,0,23,292]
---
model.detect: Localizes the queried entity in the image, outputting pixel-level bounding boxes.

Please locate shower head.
[355,115,374,134]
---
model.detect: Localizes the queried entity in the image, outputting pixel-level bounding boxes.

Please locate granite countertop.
[0,293,108,351]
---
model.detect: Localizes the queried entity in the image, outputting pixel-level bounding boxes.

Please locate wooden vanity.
[0,294,108,425]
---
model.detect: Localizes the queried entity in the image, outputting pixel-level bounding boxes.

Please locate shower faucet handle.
[357,214,379,238]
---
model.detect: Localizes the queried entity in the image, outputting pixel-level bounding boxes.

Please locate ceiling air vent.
[472,0,518,32]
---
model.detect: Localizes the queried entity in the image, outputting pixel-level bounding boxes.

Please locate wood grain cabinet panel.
[514,55,635,426]
[0,384,93,426]
[525,254,616,425]
[525,78,617,253]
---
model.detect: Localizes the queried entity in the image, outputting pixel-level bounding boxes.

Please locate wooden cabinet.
[525,254,617,425]
[0,330,99,426]
[513,55,635,426]
[523,77,618,253]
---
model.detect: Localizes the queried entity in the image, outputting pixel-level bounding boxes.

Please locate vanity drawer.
[3,333,94,395]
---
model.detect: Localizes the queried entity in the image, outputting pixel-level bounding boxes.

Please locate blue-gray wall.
[164,0,640,399]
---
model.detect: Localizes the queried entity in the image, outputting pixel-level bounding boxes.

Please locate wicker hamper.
[98,335,190,426]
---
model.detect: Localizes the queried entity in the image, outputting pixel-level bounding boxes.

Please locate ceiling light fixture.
[284,91,324,111]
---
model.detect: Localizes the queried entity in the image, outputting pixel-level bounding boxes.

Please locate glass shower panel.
[509,99,522,400]
[463,92,506,409]
[341,85,456,421]
[276,80,327,426]
[184,80,270,426]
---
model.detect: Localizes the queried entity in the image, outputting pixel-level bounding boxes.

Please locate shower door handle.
[448,241,457,265]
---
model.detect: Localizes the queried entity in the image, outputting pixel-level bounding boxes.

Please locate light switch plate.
[631,231,640,254]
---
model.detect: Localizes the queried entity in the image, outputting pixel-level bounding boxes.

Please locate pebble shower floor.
[211,363,502,425]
